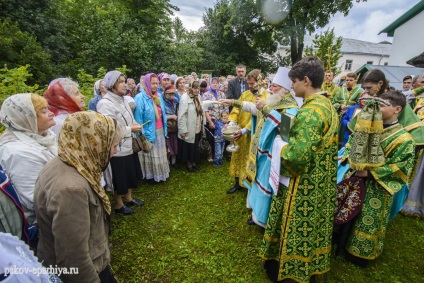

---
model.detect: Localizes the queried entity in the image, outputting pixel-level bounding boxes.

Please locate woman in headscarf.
[161,84,179,169]
[34,111,125,283]
[88,79,107,111]
[0,93,57,225]
[202,77,228,162]
[134,73,170,185]
[97,70,144,215]
[178,81,204,172]
[43,78,85,136]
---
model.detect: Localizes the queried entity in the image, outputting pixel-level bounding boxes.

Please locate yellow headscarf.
[58,111,122,214]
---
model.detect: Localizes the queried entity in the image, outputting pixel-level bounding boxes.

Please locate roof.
[354,64,424,90]
[407,52,424,67]
[279,35,391,56]
[380,0,424,37]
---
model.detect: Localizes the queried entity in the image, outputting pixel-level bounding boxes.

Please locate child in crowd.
[213,112,228,166]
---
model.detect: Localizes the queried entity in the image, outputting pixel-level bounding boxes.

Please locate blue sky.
[170,0,421,43]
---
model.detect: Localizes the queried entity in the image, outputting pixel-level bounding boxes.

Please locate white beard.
[266,89,286,108]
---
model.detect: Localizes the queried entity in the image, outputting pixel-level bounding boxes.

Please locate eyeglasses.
[165,92,175,95]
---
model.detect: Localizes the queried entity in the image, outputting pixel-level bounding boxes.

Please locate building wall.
[389,10,424,66]
[337,53,389,78]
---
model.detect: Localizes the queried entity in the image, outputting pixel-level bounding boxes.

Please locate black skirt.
[110,152,143,195]
[178,133,201,163]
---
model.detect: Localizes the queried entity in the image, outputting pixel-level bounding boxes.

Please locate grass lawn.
[109,160,424,283]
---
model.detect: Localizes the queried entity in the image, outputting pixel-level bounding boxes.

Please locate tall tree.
[268,0,365,64]
[198,0,280,75]
[304,28,343,75]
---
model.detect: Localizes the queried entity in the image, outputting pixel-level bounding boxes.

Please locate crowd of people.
[0,58,424,282]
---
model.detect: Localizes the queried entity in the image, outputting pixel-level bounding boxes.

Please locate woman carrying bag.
[178,81,204,172]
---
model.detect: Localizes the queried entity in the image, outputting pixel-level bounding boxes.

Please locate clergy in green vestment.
[260,57,338,283]
[321,70,340,100]
[341,91,415,266]
[332,72,363,114]
[332,73,363,147]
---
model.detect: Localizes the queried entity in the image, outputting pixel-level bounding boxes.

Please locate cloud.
[319,0,420,42]
[170,0,422,41]
[170,0,215,31]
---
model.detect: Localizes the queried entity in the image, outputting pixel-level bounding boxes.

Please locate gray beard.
[266,89,286,108]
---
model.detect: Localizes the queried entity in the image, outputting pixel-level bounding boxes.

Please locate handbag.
[132,134,153,153]
[198,127,211,154]
[167,119,178,133]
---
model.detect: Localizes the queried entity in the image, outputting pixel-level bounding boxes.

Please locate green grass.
[109,161,424,283]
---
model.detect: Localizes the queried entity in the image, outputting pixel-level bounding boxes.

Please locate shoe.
[187,166,195,172]
[124,199,144,207]
[213,161,221,167]
[226,186,241,194]
[171,163,179,169]
[193,164,201,170]
[114,205,134,215]
[219,160,224,166]
[148,179,155,186]
[246,217,256,226]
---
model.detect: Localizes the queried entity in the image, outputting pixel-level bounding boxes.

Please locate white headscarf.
[0,93,57,152]
[103,70,123,90]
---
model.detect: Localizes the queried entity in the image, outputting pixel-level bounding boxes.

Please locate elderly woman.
[0,93,57,225]
[134,73,170,185]
[35,111,124,283]
[89,79,107,111]
[178,81,204,172]
[202,77,228,161]
[97,70,144,215]
[161,84,179,169]
[43,78,85,136]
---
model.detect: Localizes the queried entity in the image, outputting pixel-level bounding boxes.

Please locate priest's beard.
[266,88,287,108]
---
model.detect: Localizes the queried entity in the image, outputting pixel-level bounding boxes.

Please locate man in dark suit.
[227,64,248,100]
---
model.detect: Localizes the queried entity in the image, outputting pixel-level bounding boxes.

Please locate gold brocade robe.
[228,89,268,185]
[321,82,340,100]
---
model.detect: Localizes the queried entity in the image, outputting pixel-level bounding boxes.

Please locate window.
[367,61,373,65]
[345,60,353,71]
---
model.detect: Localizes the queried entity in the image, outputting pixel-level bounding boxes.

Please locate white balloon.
[261,0,290,24]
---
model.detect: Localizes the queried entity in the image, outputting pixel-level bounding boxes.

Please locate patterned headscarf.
[43,82,81,116]
[0,93,57,150]
[58,111,121,214]
[103,70,123,91]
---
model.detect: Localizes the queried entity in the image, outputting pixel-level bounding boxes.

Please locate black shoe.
[187,166,195,172]
[193,164,201,170]
[148,179,155,186]
[114,205,134,215]
[226,186,241,194]
[246,217,256,226]
[171,163,179,169]
[124,199,144,207]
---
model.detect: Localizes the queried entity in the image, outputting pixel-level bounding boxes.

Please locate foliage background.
[0,0,354,93]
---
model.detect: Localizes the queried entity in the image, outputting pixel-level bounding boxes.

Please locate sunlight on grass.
[109,161,424,282]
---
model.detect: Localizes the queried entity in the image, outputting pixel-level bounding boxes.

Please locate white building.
[277,35,391,80]
[379,0,424,67]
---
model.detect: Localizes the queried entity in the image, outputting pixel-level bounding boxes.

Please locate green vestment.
[260,94,339,283]
[343,123,415,259]
[332,86,363,112]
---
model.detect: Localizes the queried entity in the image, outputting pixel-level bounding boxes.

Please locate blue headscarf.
[209,77,219,99]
